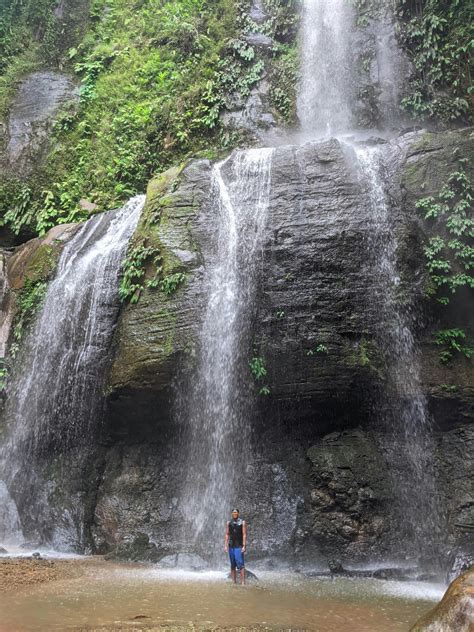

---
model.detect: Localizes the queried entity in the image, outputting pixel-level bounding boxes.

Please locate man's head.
[231,508,239,520]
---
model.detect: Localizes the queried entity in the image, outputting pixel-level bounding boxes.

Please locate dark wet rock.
[372,568,417,581]
[0,481,22,542]
[305,565,417,581]
[157,553,208,571]
[157,554,178,568]
[3,72,78,177]
[410,566,474,632]
[249,0,267,24]
[221,86,277,140]
[244,33,274,49]
[328,560,344,574]
[31,552,41,559]
[0,547,8,554]
[105,533,161,563]
[305,430,392,559]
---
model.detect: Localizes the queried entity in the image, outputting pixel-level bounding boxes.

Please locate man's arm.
[224,521,230,551]
[242,521,247,553]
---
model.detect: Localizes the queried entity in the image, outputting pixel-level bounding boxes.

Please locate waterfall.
[180,148,273,559]
[297,0,357,136]
[356,148,444,567]
[298,0,408,136]
[0,195,144,547]
[296,0,442,567]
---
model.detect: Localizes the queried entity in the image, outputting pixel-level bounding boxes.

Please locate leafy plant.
[417,167,473,363]
[435,329,473,364]
[11,279,48,355]
[417,170,473,300]
[0,364,8,391]
[250,356,268,380]
[397,0,473,123]
[160,273,186,296]
[249,354,271,395]
[119,242,162,304]
[306,343,328,356]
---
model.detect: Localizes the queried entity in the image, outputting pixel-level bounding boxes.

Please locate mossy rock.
[107,158,211,395]
[8,223,79,290]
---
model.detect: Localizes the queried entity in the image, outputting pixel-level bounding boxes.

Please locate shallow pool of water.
[0,559,443,631]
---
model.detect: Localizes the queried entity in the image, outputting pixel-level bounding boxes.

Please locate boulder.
[105,533,161,563]
[410,566,474,632]
[3,72,78,178]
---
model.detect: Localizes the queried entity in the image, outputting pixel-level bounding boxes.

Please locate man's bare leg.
[240,568,245,585]
[231,569,237,584]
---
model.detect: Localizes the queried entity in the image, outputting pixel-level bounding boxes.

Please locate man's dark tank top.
[228,519,244,547]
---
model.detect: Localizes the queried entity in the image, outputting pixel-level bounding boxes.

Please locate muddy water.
[0,559,443,631]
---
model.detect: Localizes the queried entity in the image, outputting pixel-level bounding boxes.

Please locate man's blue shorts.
[229,547,245,570]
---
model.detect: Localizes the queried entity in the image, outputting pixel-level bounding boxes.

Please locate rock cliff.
[0,128,472,567]
[90,129,473,564]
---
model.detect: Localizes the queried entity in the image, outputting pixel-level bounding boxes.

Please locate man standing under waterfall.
[224,509,247,585]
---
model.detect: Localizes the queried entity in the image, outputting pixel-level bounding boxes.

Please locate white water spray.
[181,149,273,559]
[297,0,357,135]
[356,147,444,566]
[0,196,144,547]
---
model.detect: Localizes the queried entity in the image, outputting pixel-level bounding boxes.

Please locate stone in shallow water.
[157,553,209,571]
[0,547,8,554]
[410,566,474,632]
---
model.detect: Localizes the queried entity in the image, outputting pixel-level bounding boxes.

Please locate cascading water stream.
[297,0,443,567]
[181,149,273,560]
[0,196,144,548]
[297,0,356,136]
[356,148,444,566]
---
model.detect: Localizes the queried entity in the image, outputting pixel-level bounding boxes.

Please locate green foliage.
[440,383,458,392]
[263,0,301,42]
[11,279,48,356]
[0,0,60,70]
[417,166,473,363]
[417,169,473,299]
[0,0,302,236]
[0,364,7,391]
[119,242,162,304]
[350,0,378,27]
[119,241,185,303]
[249,356,267,380]
[268,43,299,123]
[260,0,301,123]
[397,0,473,123]
[160,273,186,296]
[306,343,328,357]
[435,328,473,363]
[249,354,271,395]
[0,0,245,236]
